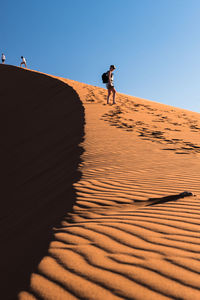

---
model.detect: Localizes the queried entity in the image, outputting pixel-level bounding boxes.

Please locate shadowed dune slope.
[0,65,84,299]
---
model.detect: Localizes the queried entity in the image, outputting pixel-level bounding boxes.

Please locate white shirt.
[22,57,26,63]
[2,54,5,60]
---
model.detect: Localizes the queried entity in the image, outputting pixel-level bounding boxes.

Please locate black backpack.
[102,72,108,83]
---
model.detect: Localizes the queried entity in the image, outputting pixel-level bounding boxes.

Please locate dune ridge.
[1,66,200,299]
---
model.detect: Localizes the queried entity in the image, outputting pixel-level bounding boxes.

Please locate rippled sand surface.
[1,66,200,300]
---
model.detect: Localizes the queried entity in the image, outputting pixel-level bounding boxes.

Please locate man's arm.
[108,71,111,85]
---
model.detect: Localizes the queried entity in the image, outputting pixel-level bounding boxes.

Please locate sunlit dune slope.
[58,76,200,155]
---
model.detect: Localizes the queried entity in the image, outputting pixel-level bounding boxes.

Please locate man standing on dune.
[20,56,27,68]
[1,53,5,64]
[106,65,116,105]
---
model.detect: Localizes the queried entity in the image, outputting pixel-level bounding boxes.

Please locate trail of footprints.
[101,97,200,154]
[63,79,200,155]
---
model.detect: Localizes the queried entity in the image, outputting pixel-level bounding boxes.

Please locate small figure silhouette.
[20,56,27,68]
[1,53,6,64]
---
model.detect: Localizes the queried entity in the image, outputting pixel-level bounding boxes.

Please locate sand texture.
[1,65,200,300]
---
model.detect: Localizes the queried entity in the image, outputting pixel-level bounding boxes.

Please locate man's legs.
[107,88,111,104]
[107,87,116,105]
[20,62,27,68]
[111,87,116,104]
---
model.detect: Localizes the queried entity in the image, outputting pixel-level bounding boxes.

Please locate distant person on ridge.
[1,53,6,64]
[102,65,116,105]
[20,56,27,68]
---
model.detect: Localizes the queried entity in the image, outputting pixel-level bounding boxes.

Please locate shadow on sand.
[0,65,85,299]
[134,191,193,208]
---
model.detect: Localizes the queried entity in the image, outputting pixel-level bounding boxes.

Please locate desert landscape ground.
[1,65,200,300]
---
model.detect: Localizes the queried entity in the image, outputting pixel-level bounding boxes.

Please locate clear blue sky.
[1,0,200,112]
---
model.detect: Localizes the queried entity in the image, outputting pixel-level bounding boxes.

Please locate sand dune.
[1,65,200,299]
[0,65,84,299]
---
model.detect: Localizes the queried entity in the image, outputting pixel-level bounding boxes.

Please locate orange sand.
[1,65,200,300]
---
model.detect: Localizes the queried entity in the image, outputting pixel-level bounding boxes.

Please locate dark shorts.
[106,83,114,89]
[2,59,5,62]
